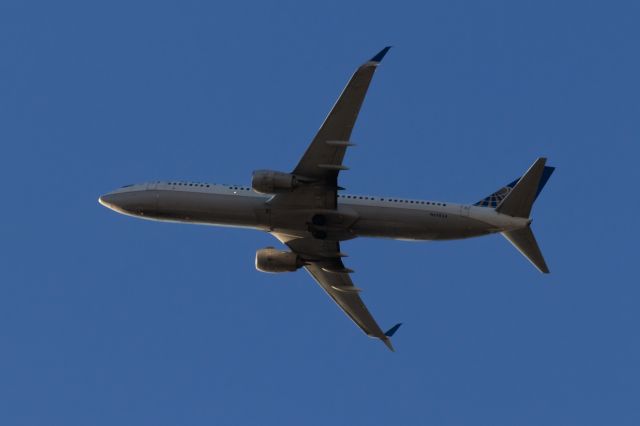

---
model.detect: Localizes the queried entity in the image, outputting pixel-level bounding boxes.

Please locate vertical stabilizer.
[474,166,555,208]
[502,225,549,273]
[496,158,547,218]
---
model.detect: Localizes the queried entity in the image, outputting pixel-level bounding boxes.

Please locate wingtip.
[381,322,402,352]
[384,322,402,337]
[382,337,395,352]
[369,46,392,63]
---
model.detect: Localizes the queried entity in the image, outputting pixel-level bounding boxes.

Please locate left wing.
[273,233,401,351]
[270,46,391,209]
[293,46,391,181]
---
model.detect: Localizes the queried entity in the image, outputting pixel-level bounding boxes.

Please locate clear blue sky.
[1,1,639,425]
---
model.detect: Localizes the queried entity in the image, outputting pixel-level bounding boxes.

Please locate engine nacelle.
[255,247,304,273]
[251,170,298,194]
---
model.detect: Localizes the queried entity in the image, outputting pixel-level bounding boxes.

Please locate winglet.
[380,323,402,352]
[385,322,402,337]
[369,46,392,63]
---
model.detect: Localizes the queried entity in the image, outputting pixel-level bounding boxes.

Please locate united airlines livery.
[99,47,554,350]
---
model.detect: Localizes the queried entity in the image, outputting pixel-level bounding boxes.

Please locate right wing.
[273,232,401,351]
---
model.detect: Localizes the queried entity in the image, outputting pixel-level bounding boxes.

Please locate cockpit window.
[121,184,134,188]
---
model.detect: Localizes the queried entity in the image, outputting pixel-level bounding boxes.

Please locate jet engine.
[255,247,304,273]
[251,170,298,194]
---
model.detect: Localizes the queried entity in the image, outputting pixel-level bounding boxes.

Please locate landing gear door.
[256,203,272,230]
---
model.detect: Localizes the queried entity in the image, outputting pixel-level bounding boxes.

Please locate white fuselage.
[99,181,530,241]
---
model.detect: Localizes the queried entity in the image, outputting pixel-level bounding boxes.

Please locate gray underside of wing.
[272,233,387,340]
[303,262,386,339]
[292,59,380,181]
[270,47,390,210]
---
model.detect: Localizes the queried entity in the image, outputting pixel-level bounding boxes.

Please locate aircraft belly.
[350,205,492,240]
[268,206,360,240]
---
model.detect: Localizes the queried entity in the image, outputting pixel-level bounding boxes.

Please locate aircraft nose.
[98,191,140,214]
[98,189,158,216]
[98,192,123,211]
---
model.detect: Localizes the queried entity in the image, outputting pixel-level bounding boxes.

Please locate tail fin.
[489,158,554,273]
[475,161,555,210]
[502,225,549,273]
[496,158,552,218]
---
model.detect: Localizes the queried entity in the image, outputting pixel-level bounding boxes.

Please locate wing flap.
[272,232,397,350]
[303,261,386,339]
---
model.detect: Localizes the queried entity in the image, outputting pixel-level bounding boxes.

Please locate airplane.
[99,47,554,351]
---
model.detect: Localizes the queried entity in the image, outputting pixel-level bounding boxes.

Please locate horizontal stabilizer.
[502,225,549,273]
